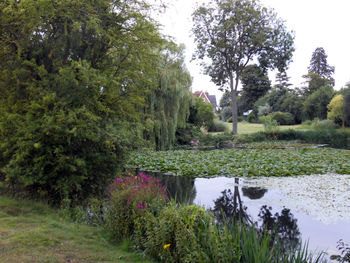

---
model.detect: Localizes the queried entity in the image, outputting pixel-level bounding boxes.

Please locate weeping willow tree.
[143,43,193,150]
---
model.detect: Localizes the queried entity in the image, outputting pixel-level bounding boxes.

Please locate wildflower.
[163,244,170,249]
[116,178,122,183]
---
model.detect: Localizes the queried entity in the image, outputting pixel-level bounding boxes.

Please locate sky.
[156,0,350,102]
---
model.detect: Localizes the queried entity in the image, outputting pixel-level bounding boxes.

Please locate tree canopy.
[192,0,294,133]
[0,0,192,203]
[240,64,271,112]
[308,47,335,84]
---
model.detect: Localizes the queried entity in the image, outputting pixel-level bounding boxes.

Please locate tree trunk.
[230,74,239,134]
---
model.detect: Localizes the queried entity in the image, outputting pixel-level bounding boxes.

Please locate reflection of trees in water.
[242,187,267,200]
[153,173,196,204]
[211,179,300,252]
[258,205,300,251]
[211,178,252,225]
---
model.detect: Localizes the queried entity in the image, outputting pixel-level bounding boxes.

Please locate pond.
[149,172,350,258]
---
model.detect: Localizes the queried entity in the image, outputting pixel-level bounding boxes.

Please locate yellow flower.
[163,244,170,249]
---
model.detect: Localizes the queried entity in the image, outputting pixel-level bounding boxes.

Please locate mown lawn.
[222,121,305,134]
[0,196,154,263]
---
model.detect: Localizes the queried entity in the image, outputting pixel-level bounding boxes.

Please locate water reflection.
[153,173,196,204]
[148,172,349,254]
[242,187,268,200]
[211,178,252,225]
[258,205,300,251]
[210,181,301,252]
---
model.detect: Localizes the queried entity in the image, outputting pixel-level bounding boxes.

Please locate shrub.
[221,106,232,122]
[137,202,240,263]
[312,119,337,130]
[208,119,229,132]
[247,112,256,123]
[176,124,202,145]
[263,112,295,125]
[105,173,167,241]
[227,117,233,123]
[263,118,280,133]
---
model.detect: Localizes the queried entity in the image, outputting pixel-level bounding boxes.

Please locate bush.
[227,117,232,123]
[105,173,167,241]
[208,119,229,132]
[247,112,256,123]
[0,88,133,204]
[263,118,280,133]
[312,119,337,130]
[221,106,232,122]
[176,125,202,145]
[263,112,295,125]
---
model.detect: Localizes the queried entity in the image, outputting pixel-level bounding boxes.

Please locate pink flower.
[116,178,122,183]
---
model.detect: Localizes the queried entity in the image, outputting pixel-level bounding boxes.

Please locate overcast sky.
[156,0,350,102]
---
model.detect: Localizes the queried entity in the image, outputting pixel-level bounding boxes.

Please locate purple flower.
[116,178,122,183]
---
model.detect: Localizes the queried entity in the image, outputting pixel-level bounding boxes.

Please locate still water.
[153,173,350,255]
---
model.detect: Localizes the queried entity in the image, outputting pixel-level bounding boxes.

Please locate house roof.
[207,94,217,108]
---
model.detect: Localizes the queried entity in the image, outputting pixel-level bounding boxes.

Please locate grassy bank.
[0,196,153,263]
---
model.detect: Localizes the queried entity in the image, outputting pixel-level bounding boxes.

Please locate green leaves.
[128,147,350,178]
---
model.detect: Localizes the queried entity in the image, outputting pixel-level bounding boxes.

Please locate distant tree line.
[220,47,350,127]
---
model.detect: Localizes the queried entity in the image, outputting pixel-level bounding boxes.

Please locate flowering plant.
[106,173,168,240]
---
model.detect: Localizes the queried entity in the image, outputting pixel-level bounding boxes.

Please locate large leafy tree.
[192,0,294,133]
[240,64,271,112]
[303,86,334,120]
[0,0,181,203]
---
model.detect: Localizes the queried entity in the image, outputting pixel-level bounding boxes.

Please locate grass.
[0,196,154,263]
[221,121,305,134]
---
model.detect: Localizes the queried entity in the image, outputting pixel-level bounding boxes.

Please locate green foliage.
[240,64,271,112]
[327,94,345,126]
[307,47,335,85]
[208,119,229,132]
[0,0,193,202]
[189,97,215,129]
[263,112,295,125]
[220,90,232,108]
[312,119,337,130]
[221,106,233,122]
[175,124,202,145]
[128,146,350,178]
[143,43,193,150]
[192,0,294,133]
[345,90,350,127]
[247,112,256,123]
[303,86,334,120]
[302,73,333,96]
[263,118,280,133]
[141,203,220,263]
[105,174,167,241]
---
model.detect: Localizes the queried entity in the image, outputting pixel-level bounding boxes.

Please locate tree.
[303,86,334,120]
[327,94,344,127]
[192,0,294,133]
[143,43,192,150]
[308,47,335,84]
[240,64,271,112]
[189,97,215,129]
[302,47,335,95]
[345,91,350,127]
[0,0,169,203]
